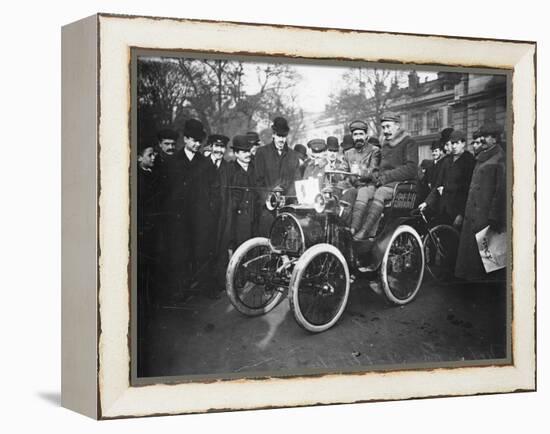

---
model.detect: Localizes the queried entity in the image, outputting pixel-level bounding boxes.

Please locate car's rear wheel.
[289,244,350,333]
[380,225,425,305]
[226,237,285,316]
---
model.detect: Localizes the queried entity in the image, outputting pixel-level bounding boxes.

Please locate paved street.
[137,276,508,379]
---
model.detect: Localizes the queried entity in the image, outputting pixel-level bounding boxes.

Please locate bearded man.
[342,120,381,237]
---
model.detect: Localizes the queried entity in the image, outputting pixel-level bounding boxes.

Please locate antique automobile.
[225,170,427,333]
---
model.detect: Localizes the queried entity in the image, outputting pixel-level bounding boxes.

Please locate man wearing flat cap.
[353,111,418,240]
[218,135,258,272]
[419,129,475,230]
[303,139,328,185]
[342,119,381,237]
[207,134,229,169]
[455,121,506,281]
[175,118,221,298]
[254,116,301,236]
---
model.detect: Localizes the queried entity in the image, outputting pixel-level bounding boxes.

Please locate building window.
[427,110,440,133]
[410,113,422,136]
[471,107,479,131]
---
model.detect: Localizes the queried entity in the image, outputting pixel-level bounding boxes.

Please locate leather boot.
[353,200,384,241]
[350,200,368,233]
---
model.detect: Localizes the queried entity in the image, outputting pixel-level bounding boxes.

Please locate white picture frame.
[61,13,536,419]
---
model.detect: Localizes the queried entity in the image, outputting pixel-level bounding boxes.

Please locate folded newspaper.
[475,225,507,273]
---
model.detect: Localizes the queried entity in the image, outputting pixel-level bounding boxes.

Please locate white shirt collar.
[184,148,195,161]
[236,159,249,172]
[210,155,221,167]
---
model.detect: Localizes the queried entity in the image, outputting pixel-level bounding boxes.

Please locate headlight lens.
[314,193,326,213]
[266,192,278,211]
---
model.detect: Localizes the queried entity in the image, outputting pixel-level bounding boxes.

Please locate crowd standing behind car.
[137,114,506,303]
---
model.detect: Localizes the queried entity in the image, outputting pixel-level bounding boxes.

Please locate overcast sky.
[243,62,438,113]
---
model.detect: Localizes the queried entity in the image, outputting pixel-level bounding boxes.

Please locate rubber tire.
[380,225,425,305]
[289,243,350,333]
[226,237,285,316]
[423,224,459,282]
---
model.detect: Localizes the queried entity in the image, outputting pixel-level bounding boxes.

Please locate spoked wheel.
[423,224,459,282]
[289,244,350,333]
[226,237,285,316]
[380,225,425,305]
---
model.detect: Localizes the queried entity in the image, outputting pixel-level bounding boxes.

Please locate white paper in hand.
[475,225,507,273]
[295,178,321,205]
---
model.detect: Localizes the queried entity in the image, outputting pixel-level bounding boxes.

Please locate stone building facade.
[384,71,507,161]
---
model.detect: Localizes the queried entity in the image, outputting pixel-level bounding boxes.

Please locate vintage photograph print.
[132,50,511,381]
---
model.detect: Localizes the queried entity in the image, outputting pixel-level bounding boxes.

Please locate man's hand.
[418,202,428,211]
[453,214,463,228]
[373,171,382,187]
[437,186,444,195]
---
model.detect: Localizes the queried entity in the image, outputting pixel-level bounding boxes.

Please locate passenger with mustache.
[353,112,418,241]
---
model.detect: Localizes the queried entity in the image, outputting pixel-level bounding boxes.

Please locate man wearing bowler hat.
[353,112,418,241]
[175,119,221,298]
[342,119,381,237]
[246,131,261,161]
[325,136,342,170]
[254,116,301,236]
[219,135,257,265]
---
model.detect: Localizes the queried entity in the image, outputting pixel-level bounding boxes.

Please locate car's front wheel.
[289,244,350,333]
[226,237,285,316]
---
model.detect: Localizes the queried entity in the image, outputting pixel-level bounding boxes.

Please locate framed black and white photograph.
[61,13,536,419]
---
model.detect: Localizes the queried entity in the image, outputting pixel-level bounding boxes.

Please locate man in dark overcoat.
[152,128,183,300]
[455,123,506,281]
[353,112,418,240]
[137,143,158,305]
[175,119,221,297]
[419,130,475,228]
[204,134,232,290]
[254,117,301,236]
[219,135,257,259]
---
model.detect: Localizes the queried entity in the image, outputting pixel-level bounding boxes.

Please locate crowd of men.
[137,113,506,303]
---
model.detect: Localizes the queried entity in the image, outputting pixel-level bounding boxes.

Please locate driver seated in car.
[352,112,418,241]
[342,120,381,237]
